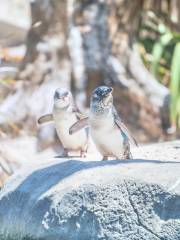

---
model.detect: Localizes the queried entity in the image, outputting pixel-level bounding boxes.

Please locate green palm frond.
[170,42,180,127]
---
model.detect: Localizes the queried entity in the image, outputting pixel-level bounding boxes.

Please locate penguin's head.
[91,86,113,112]
[54,88,72,108]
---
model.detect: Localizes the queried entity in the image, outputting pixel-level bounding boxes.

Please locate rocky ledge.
[0,141,180,240]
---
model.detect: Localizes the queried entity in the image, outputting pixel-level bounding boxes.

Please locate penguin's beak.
[103,87,113,97]
[109,87,113,93]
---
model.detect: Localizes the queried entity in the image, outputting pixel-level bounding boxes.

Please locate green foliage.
[139,11,180,129]
[170,43,180,128]
[151,31,173,78]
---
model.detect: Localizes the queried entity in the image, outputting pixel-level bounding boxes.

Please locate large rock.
[0,141,180,240]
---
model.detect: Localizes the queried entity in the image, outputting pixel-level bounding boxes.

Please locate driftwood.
[71,0,170,141]
[0,0,173,143]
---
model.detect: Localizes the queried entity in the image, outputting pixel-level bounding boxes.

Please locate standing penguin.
[38,88,88,157]
[69,86,137,160]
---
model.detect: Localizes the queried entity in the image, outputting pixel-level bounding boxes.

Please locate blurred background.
[0,0,179,187]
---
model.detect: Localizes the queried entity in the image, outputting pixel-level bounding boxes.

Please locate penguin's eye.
[93,94,99,100]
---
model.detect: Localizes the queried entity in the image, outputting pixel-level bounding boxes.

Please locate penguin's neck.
[53,102,72,114]
[91,105,112,118]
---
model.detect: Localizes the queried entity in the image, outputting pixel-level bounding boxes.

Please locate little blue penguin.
[38,88,88,157]
[69,86,137,160]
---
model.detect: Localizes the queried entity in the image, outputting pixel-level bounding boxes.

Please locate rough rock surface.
[0,141,180,240]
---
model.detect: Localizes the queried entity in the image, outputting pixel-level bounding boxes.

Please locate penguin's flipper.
[38,114,53,124]
[69,117,89,135]
[115,120,138,146]
[113,107,138,146]
[72,105,88,120]
[75,111,88,120]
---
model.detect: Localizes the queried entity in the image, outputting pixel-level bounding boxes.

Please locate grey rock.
[0,141,180,240]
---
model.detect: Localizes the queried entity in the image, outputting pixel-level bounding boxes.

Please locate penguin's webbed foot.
[122,143,133,160]
[80,149,87,158]
[58,148,69,158]
[122,151,133,160]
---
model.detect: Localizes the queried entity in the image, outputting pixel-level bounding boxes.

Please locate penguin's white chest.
[53,109,87,150]
[90,115,124,158]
